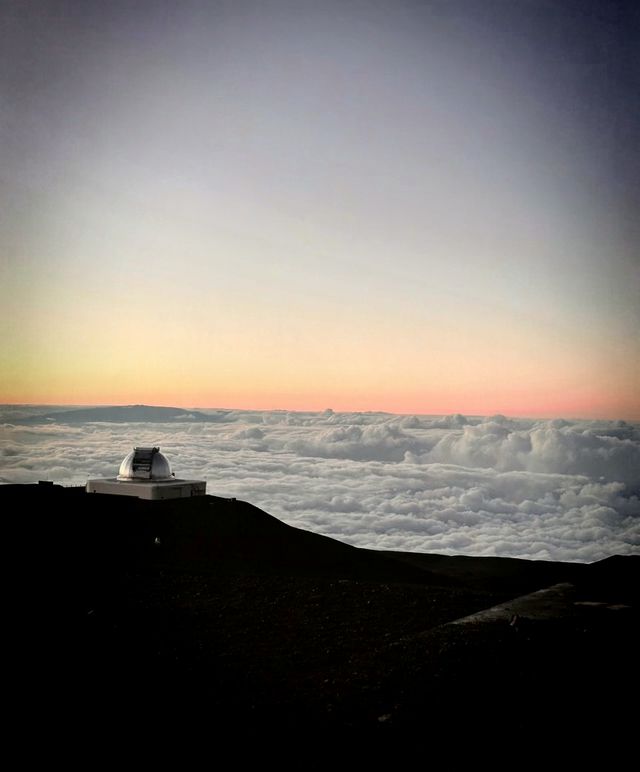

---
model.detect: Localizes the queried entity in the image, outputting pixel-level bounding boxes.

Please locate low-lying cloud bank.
[1,406,638,562]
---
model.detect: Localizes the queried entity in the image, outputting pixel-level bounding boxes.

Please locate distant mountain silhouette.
[17,404,225,424]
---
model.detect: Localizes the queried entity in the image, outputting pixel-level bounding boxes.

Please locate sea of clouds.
[1,406,639,562]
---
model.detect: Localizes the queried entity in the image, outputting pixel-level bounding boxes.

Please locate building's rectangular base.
[86,478,206,500]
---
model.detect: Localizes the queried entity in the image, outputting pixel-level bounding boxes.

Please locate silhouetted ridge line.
[15,405,227,424]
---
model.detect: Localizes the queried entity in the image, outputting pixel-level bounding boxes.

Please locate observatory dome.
[117,447,173,481]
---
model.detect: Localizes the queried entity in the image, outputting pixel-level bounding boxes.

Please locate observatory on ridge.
[86,447,206,500]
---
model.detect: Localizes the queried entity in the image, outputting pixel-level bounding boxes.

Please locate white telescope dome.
[117,447,173,481]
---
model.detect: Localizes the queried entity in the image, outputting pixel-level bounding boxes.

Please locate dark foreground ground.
[9,484,638,749]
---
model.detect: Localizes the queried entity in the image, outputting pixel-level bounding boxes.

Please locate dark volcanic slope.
[9,484,638,743]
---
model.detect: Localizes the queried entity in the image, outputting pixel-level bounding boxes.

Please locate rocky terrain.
[9,483,637,746]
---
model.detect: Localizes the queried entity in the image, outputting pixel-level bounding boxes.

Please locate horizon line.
[1,400,638,423]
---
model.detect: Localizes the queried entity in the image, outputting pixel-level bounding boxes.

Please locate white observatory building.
[86,446,206,500]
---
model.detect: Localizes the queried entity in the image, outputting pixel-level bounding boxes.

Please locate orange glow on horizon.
[2,386,638,421]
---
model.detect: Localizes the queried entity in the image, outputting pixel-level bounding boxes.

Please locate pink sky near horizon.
[2,384,638,421]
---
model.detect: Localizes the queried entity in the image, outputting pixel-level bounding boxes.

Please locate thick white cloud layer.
[1,407,638,562]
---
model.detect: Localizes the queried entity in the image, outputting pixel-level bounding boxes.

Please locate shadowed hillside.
[8,483,638,745]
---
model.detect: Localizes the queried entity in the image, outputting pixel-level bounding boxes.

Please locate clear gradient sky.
[1,1,639,418]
